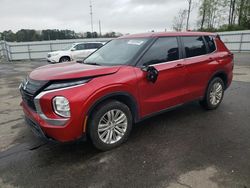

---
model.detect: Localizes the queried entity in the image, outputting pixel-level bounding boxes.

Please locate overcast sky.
[0,0,199,34]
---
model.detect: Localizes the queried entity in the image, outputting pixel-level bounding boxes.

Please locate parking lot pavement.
[0,54,250,188]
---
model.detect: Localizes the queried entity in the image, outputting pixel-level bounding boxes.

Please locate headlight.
[52,96,70,118]
[45,79,90,91]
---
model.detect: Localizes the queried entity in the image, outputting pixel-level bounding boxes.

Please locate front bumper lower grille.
[25,116,47,140]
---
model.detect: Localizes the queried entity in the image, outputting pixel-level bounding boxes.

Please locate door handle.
[175,63,184,68]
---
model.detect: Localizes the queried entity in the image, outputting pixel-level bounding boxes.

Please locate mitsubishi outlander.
[20,32,234,150]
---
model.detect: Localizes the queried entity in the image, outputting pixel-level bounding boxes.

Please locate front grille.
[23,78,47,95]
[20,77,48,111]
[20,88,36,111]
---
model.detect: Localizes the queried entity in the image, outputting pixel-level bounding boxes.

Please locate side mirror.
[141,65,159,83]
[71,48,76,51]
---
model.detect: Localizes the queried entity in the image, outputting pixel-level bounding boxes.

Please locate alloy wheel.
[209,82,223,106]
[97,109,128,144]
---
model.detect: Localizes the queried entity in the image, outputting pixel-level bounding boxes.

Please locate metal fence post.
[239,33,244,53]
[0,41,4,62]
[4,41,10,62]
[27,44,31,60]
[0,41,3,55]
[8,45,12,62]
[49,43,52,52]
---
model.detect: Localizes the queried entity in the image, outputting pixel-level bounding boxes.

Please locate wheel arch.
[59,56,71,62]
[202,70,228,99]
[210,70,228,89]
[86,92,140,124]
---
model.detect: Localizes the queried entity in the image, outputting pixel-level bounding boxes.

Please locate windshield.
[84,38,149,66]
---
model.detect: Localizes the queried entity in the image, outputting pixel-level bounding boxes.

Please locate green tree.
[1,30,16,41]
[198,0,250,31]
[173,9,187,31]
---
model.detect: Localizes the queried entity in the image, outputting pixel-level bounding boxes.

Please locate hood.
[48,51,64,55]
[29,62,121,81]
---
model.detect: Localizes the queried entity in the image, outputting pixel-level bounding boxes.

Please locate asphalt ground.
[0,53,250,188]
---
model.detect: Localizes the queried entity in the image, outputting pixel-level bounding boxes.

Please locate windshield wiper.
[84,62,101,66]
[76,60,84,63]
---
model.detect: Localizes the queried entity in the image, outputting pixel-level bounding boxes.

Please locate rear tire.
[200,77,225,110]
[59,56,70,62]
[88,100,133,151]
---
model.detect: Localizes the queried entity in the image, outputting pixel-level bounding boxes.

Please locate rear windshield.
[84,38,149,66]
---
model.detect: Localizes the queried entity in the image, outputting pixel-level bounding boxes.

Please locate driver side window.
[140,37,179,65]
[75,44,85,51]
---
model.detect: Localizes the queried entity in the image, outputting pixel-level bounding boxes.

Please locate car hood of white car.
[48,50,68,56]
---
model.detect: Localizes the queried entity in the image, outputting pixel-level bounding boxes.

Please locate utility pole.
[186,0,192,31]
[99,20,102,37]
[90,0,94,36]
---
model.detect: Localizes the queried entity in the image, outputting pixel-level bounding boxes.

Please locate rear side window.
[204,36,216,53]
[84,43,93,49]
[182,36,207,58]
[94,43,103,49]
[85,43,103,49]
[140,37,179,65]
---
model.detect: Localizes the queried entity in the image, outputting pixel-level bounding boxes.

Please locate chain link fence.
[0,38,112,62]
[0,31,250,63]
[219,30,250,52]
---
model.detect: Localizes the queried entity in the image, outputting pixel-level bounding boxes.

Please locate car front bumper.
[20,84,89,142]
[22,101,87,143]
[24,115,54,142]
[47,57,58,63]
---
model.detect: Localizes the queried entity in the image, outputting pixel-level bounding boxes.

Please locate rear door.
[71,43,87,60]
[83,43,102,58]
[181,36,214,101]
[135,37,188,117]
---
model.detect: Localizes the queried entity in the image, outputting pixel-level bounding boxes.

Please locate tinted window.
[84,43,103,49]
[204,36,216,53]
[140,37,179,65]
[75,44,85,50]
[182,36,207,58]
[85,43,94,49]
[93,43,103,49]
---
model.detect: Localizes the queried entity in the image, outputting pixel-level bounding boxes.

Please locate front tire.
[88,100,133,151]
[59,56,70,62]
[200,77,225,110]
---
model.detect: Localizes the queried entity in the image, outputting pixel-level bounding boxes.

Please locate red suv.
[20,32,233,150]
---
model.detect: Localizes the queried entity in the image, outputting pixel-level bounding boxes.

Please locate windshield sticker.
[127,40,144,45]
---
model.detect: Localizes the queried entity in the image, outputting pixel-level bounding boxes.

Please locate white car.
[47,42,104,63]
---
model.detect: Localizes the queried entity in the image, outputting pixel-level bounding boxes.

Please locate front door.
[135,37,188,117]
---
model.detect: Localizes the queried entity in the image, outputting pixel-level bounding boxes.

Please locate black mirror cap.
[142,66,159,83]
